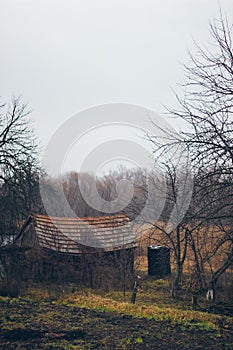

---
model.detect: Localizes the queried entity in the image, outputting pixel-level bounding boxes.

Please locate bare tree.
[43,167,147,219]
[151,13,233,296]
[141,163,192,288]
[0,97,38,179]
[0,97,40,243]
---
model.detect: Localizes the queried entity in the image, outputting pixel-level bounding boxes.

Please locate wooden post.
[131,281,138,304]
[192,295,198,310]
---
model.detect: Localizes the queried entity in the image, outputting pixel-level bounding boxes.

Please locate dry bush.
[0,279,20,298]
[136,223,233,296]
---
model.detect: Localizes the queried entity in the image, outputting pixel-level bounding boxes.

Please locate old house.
[3,213,136,288]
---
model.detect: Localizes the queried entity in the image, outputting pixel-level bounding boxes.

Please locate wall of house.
[2,246,135,290]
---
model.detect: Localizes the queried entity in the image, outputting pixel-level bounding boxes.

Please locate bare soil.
[0,299,233,349]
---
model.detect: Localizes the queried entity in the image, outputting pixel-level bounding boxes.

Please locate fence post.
[131,281,138,304]
[131,276,141,304]
[192,295,198,310]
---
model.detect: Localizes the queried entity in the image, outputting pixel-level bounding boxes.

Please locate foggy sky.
[1,0,232,174]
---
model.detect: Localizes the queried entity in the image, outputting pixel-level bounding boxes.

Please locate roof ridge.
[34,213,129,221]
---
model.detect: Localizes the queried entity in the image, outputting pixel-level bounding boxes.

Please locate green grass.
[7,281,232,333]
[0,285,232,350]
[18,285,231,331]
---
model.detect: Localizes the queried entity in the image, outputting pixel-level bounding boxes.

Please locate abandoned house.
[2,213,136,288]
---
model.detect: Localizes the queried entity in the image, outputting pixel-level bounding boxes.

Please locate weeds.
[12,283,232,332]
[0,287,232,349]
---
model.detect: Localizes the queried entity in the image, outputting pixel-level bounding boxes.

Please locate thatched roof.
[15,213,136,254]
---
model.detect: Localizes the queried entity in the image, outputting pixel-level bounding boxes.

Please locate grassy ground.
[0,281,233,349]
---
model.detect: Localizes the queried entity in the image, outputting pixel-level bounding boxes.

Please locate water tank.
[148,246,171,277]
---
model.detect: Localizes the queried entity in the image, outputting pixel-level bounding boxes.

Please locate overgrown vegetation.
[0,281,232,349]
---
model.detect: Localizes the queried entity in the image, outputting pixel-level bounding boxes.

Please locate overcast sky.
[1,0,233,174]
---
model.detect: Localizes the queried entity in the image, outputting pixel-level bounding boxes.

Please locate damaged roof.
[15,213,136,254]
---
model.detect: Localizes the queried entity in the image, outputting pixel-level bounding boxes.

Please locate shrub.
[0,279,20,298]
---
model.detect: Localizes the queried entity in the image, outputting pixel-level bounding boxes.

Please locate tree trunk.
[174,262,183,287]
[209,249,233,300]
[0,260,6,280]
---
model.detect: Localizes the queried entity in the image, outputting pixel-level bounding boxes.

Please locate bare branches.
[178,18,233,169]
[146,13,233,293]
[0,97,41,242]
[0,97,38,181]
